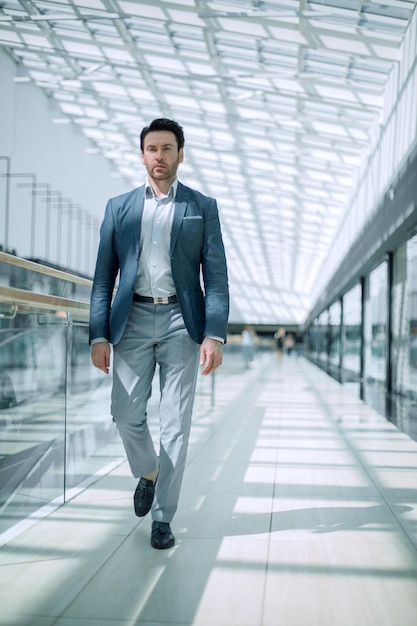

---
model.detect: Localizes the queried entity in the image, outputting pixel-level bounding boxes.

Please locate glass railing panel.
[0,307,67,535]
[0,251,109,537]
[64,316,122,495]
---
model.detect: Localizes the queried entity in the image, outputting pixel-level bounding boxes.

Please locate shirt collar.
[145,178,178,200]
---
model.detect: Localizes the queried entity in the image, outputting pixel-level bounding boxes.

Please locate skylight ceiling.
[0,0,415,325]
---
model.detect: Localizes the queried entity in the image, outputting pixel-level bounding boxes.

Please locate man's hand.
[91,341,111,374]
[199,337,223,375]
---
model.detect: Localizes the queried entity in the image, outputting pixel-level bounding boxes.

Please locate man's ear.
[141,152,145,164]
[179,147,184,163]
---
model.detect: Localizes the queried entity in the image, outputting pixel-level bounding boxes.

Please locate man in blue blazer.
[90,118,229,549]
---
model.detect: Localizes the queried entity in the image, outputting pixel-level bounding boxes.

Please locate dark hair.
[140,118,185,152]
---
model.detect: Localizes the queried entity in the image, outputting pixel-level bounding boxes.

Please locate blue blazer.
[89,182,229,346]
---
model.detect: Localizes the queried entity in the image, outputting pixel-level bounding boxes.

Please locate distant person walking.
[241,325,256,368]
[285,333,295,356]
[274,327,285,365]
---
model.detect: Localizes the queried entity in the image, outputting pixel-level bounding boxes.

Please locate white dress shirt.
[135,179,177,298]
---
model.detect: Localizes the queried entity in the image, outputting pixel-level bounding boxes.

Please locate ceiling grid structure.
[0,0,415,324]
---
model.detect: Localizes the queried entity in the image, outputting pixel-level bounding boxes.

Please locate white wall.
[0,49,133,276]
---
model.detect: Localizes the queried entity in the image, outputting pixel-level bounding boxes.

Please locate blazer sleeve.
[201,198,229,341]
[89,199,119,343]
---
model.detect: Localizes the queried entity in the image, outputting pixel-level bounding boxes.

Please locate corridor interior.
[0,351,416,626]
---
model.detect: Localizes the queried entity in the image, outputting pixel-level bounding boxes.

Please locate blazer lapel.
[170,183,188,255]
[131,185,145,254]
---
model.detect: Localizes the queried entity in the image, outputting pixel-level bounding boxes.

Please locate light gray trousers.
[112,301,200,523]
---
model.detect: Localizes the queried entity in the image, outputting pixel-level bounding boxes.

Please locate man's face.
[141,130,183,184]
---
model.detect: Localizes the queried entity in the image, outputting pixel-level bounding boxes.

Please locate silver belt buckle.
[155,296,169,304]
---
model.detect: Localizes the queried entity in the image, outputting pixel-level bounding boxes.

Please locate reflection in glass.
[342,284,362,379]
[407,235,417,396]
[368,261,388,384]
[391,243,407,395]
[309,318,319,359]
[317,310,329,365]
[0,305,120,536]
[328,300,341,367]
[0,312,66,533]
[65,320,118,491]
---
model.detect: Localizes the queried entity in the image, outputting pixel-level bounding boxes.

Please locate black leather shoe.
[151,521,175,549]
[133,476,156,517]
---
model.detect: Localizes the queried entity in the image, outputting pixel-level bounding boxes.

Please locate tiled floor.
[0,352,417,626]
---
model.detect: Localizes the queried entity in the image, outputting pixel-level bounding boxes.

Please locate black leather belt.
[133,293,178,305]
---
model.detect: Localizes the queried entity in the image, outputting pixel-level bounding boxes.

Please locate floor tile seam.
[0,611,64,626]
[44,521,142,626]
[0,458,129,549]
[259,492,282,626]
[257,559,417,581]
[300,361,417,553]
[175,532,414,546]
[277,486,392,504]
[266,536,414,546]
[0,535,138,625]
[262,376,292,626]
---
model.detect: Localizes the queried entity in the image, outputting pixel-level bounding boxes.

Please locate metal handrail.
[0,252,91,317]
[0,251,92,288]
[0,285,90,315]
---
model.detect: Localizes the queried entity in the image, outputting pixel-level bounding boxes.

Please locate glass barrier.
[328,299,342,381]
[342,283,362,391]
[407,235,417,397]
[64,315,122,493]
[0,254,122,537]
[368,261,388,385]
